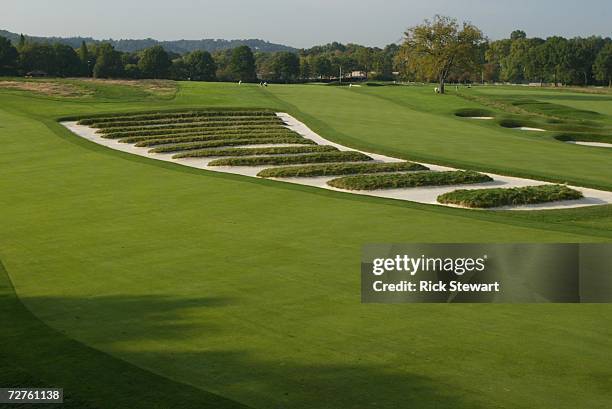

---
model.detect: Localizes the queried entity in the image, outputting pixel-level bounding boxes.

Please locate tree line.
[0,19,611,88]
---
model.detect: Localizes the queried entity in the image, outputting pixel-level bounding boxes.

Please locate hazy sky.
[2,0,611,48]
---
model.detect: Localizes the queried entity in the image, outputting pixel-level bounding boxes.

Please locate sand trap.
[62,114,612,210]
[468,117,494,120]
[518,127,546,132]
[566,141,612,148]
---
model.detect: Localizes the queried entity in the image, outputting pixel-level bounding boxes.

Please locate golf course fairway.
[1,80,611,409]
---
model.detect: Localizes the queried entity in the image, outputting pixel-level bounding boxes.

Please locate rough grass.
[257,161,429,178]
[173,145,338,158]
[102,125,289,139]
[511,99,602,121]
[0,80,92,98]
[90,115,282,129]
[132,132,297,147]
[208,151,372,166]
[95,119,283,133]
[437,185,583,208]
[149,137,315,153]
[553,133,612,144]
[79,79,178,97]
[328,170,492,191]
[76,110,275,125]
[455,108,494,118]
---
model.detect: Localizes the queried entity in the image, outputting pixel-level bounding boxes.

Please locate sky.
[2,0,611,48]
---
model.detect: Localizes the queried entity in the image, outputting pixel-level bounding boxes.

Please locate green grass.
[262,84,612,190]
[257,161,429,177]
[437,185,584,208]
[328,170,493,190]
[173,145,338,158]
[1,80,611,409]
[208,150,371,166]
[0,262,249,409]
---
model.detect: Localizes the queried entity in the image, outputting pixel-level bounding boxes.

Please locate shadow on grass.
[1,260,484,409]
[0,261,251,409]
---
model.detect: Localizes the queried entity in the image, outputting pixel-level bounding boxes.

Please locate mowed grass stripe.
[150,137,315,153]
[328,170,492,190]
[208,151,372,166]
[257,162,429,178]
[172,145,338,158]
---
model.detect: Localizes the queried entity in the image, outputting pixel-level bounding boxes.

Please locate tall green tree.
[0,36,18,75]
[78,41,92,76]
[593,43,612,87]
[138,45,171,79]
[229,45,257,82]
[312,55,333,79]
[566,37,603,85]
[400,15,485,93]
[299,57,312,80]
[52,44,81,77]
[18,43,56,74]
[183,50,216,81]
[541,36,571,85]
[270,52,300,82]
[92,43,123,78]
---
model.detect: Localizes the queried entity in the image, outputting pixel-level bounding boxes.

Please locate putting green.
[1,80,611,409]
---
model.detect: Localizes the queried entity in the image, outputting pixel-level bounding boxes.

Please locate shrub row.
[172,145,338,159]
[208,151,372,166]
[91,115,282,129]
[257,161,429,178]
[149,137,314,153]
[437,185,583,208]
[455,108,494,118]
[102,124,290,139]
[133,132,299,147]
[97,120,283,134]
[77,110,275,125]
[327,170,492,191]
[118,129,296,144]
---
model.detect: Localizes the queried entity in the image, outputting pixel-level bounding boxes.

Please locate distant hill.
[0,29,298,54]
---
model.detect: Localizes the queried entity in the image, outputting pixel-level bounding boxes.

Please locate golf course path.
[62,114,612,210]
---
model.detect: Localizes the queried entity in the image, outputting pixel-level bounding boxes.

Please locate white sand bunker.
[566,141,612,148]
[468,117,494,120]
[517,127,546,132]
[62,114,612,210]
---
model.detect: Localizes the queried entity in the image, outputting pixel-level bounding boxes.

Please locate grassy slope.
[263,84,612,190]
[1,81,611,409]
